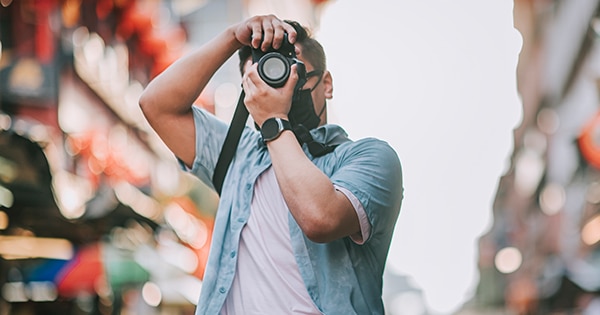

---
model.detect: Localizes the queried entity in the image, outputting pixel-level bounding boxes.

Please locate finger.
[242,78,259,108]
[244,64,264,93]
[284,64,300,91]
[272,24,285,49]
[250,22,263,49]
[282,22,297,44]
[245,63,260,84]
[241,73,250,94]
[241,58,253,75]
[261,19,274,51]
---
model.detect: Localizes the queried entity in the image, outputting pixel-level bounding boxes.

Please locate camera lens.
[258,52,291,87]
[263,58,286,80]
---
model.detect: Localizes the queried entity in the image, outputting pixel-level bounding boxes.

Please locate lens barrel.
[257,52,292,88]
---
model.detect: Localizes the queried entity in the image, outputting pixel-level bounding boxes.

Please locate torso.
[220,167,321,314]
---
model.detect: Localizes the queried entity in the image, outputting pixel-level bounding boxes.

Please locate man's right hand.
[232,15,297,52]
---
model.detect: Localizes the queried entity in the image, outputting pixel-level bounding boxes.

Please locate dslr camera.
[251,33,307,89]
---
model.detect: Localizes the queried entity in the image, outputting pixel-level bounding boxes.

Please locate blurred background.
[1,0,600,314]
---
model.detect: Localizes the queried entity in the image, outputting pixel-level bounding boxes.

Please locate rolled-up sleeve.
[330,138,403,244]
[335,185,370,244]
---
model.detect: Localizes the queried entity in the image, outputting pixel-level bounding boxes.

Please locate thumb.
[284,64,301,91]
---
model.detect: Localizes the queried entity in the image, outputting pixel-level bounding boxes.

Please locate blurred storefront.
[465,1,600,314]
[0,0,340,314]
[0,0,227,314]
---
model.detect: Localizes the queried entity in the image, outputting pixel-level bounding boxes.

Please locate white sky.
[317,1,523,313]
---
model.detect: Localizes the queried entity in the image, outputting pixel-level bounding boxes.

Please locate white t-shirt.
[220,167,370,314]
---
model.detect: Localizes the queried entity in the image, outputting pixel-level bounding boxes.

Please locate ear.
[323,70,333,99]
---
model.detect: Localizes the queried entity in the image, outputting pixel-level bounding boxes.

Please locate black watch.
[261,117,292,143]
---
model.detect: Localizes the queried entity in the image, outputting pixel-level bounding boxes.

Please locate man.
[140,15,403,315]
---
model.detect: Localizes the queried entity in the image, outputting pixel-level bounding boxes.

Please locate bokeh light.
[142,282,162,307]
[582,214,600,246]
[537,108,560,135]
[495,247,523,274]
[539,182,566,216]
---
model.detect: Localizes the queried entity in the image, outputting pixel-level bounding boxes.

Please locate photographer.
[139,15,403,315]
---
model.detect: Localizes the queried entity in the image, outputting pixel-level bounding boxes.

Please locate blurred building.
[0,0,236,314]
[466,1,600,314]
[0,0,352,314]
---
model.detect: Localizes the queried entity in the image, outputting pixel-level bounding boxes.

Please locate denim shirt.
[187,107,403,315]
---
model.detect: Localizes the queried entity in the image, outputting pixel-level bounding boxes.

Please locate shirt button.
[246,184,252,190]
[219,287,226,294]
[230,251,236,258]
[237,218,244,223]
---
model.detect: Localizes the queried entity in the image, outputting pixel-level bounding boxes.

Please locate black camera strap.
[293,124,337,157]
[212,91,248,196]
[212,93,338,196]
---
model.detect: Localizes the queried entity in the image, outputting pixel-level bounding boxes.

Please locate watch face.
[261,118,282,141]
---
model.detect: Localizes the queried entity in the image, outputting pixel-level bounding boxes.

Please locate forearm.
[267,131,360,243]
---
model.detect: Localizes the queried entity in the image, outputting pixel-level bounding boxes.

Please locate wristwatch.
[261,117,292,142]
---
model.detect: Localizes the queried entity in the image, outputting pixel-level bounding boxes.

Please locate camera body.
[251,33,307,89]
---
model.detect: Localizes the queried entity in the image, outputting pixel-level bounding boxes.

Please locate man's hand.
[232,15,297,51]
[242,63,299,127]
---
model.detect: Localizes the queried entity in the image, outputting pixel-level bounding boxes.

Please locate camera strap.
[212,91,248,196]
[212,94,339,196]
[293,124,337,157]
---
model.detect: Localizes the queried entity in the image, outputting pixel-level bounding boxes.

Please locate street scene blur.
[0,0,600,314]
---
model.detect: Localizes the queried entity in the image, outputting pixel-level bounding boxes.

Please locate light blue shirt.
[187,107,403,315]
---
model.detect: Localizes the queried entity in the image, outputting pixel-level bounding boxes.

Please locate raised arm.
[139,15,297,167]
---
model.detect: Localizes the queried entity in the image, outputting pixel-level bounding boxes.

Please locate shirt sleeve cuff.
[334,184,371,245]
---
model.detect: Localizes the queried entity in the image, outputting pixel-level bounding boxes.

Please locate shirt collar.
[310,124,350,146]
[256,124,351,150]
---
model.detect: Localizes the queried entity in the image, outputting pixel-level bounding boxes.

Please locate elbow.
[304,230,331,244]
[305,236,331,244]
[138,89,160,123]
[300,215,337,244]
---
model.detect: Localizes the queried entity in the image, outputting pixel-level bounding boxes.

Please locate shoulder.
[338,137,401,168]
[328,136,402,191]
[350,137,395,151]
[328,137,403,238]
[333,137,403,202]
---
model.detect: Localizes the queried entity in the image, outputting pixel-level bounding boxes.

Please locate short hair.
[237,20,327,75]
